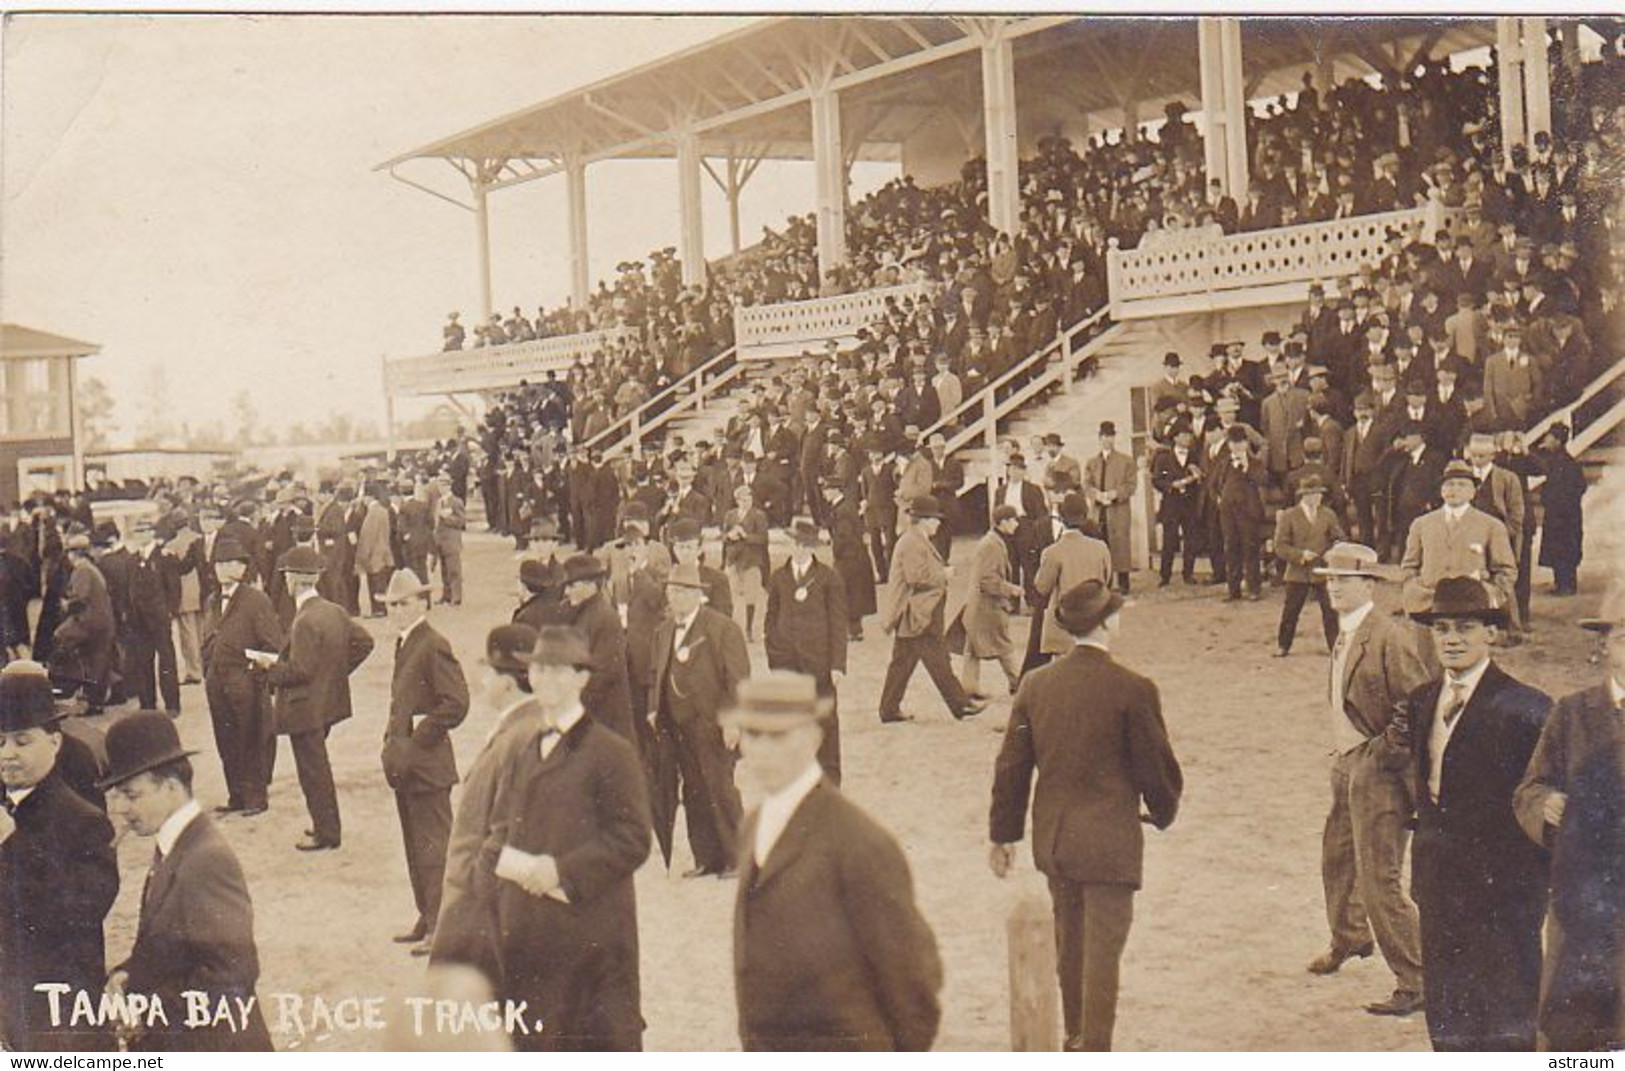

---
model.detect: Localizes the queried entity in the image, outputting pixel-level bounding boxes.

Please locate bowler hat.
[1163,352,1182,368]
[721,671,832,732]
[279,546,323,575]
[1314,542,1386,579]
[561,554,606,586]
[484,624,538,674]
[906,495,944,520]
[0,662,63,733]
[212,536,250,564]
[665,561,707,590]
[1098,421,1117,437]
[666,517,703,543]
[1439,459,1479,486]
[1410,575,1508,626]
[97,711,198,790]
[526,625,592,669]
[1053,580,1123,637]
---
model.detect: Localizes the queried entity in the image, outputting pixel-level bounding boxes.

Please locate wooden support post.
[630,410,642,454]
[1008,892,1059,1051]
[984,389,999,525]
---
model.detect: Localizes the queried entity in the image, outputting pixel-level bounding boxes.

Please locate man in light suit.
[1400,460,1517,614]
[381,569,469,955]
[876,497,986,725]
[732,672,942,1051]
[1029,493,1113,667]
[647,562,751,877]
[990,581,1183,1051]
[202,536,283,817]
[1260,363,1312,487]
[1406,578,1550,1050]
[432,474,466,606]
[1310,543,1433,1017]
[1083,422,1137,594]
[259,547,375,851]
[102,712,273,1051]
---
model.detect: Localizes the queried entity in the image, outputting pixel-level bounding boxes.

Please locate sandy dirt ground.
[87,528,1609,1052]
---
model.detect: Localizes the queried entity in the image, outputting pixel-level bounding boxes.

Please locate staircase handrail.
[1526,355,1624,491]
[580,345,739,456]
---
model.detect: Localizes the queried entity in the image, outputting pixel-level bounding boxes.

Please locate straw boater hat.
[1313,542,1386,579]
[721,671,833,732]
[1409,575,1508,627]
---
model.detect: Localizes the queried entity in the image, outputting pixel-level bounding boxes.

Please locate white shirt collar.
[1443,502,1470,522]
[295,588,320,609]
[397,614,429,644]
[156,798,203,858]
[546,701,586,738]
[1444,658,1492,697]
[6,785,35,808]
[1073,637,1111,653]
[676,607,701,635]
[1337,600,1375,636]
[753,761,823,866]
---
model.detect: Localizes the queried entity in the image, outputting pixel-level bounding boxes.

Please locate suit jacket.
[1400,506,1517,609]
[1031,530,1113,654]
[1273,503,1345,583]
[0,770,118,1051]
[859,465,899,534]
[1471,464,1528,546]
[962,531,1022,658]
[1150,447,1204,521]
[266,595,374,735]
[735,781,942,1051]
[1409,663,1550,914]
[354,501,393,573]
[431,712,651,1045]
[203,584,284,684]
[764,559,847,679]
[990,646,1182,887]
[1212,454,1267,523]
[382,621,469,792]
[880,528,949,639]
[566,592,636,744]
[128,549,178,638]
[650,605,750,723]
[118,814,273,1051]
[1261,388,1312,474]
[1083,450,1137,572]
[1337,606,1437,742]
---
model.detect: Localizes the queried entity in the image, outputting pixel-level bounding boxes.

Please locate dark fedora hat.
[562,553,607,586]
[483,623,538,675]
[721,671,832,732]
[906,495,944,520]
[788,518,823,546]
[1060,491,1093,528]
[519,557,560,594]
[526,625,592,670]
[97,711,198,790]
[279,546,323,575]
[0,661,65,733]
[1410,576,1509,627]
[1054,580,1124,637]
[212,536,250,564]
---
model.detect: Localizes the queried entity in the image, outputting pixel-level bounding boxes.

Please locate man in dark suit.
[1212,426,1267,601]
[648,562,751,876]
[0,662,119,1051]
[1406,578,1551,1051]
[1514,604,1624,1051]
[101,712,273,1051]
[763,520,848,783]
[381,570,469,955]
[990,581,1183,1051]
[995,454,1048,595]
[259,547,374,851]
[859,447,899,578]
[202,536,284,817]
[432,626,652,1050]
[1150,431,1204,586]
[125,519,182,715]
[555,554,635,746]
[731,672,942,1050]
[1272,478,1344,656]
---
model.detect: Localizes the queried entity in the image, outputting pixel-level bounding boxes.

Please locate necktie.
[1329,631,1347,697]
[1442,680,1468,726]
[1,795,15,816]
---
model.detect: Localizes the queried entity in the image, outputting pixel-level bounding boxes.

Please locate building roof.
[378,15,1495,194]
[0,324,101,360]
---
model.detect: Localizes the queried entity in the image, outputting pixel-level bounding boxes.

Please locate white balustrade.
[733,282,932,358]
[385,329,632,397]
[1107,207,1463,313]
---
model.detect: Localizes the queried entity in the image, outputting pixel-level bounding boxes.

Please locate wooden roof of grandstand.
[0,324,100,360]
[378,16,1496,191]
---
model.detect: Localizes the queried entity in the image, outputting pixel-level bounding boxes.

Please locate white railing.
[384,328,632,396]
[1107,204,1461,313]
[732,282,932,358]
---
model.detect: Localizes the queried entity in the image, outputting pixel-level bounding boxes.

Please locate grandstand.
[379,15,1622,566]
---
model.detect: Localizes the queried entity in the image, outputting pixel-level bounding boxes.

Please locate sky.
[2,14,896,442]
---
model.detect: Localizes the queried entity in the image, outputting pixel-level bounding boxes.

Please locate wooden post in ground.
[1008,891,1059,1051]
